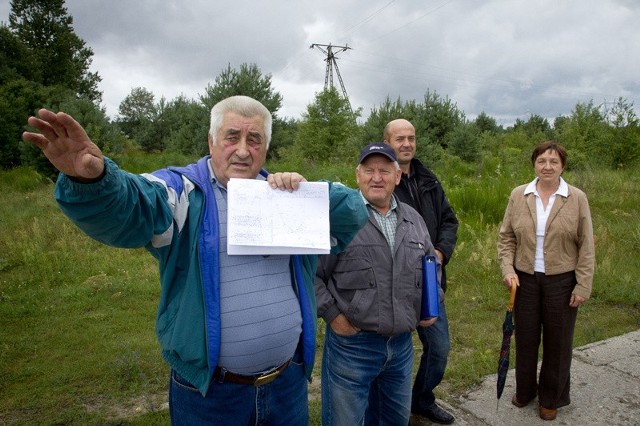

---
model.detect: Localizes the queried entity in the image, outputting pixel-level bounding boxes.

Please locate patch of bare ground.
[84,392,168,420]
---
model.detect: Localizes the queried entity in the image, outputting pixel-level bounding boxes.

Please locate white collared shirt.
[524,177,569,273]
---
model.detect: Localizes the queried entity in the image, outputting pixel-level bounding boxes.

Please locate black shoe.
[412,403,455,424]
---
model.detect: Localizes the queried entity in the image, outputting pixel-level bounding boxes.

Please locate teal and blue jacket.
[55,156,367,395]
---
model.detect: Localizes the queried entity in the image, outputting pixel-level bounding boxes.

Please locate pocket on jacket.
[406,240,427,270]
[332,257,376,290]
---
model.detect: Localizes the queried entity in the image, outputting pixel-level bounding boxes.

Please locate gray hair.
[209,96,272,149]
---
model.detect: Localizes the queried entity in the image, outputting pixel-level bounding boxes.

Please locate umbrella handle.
[508,277,517,312]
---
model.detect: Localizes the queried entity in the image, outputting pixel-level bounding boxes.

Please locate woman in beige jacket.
[498,141,595,421]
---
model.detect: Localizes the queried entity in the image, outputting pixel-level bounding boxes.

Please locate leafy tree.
[0,80,79,169]
[553,115,569,134]
[362,96,413,143]
[117,87,158,151]
[603,97,640,168]
[0,24,39,85]
[605,97,639,128]
[362,96,433,147]
[118,87,157,128]
[473,111,500,134]
[270,117,299,160]
[512,114,552,140]
[447,122,481,163]
[363,91,463,161]
[557,100,607,169]
[0,79,53,168]
[1,0,103,169]
[162,95,209,156]
[0,25,43,168]
[200,63,282,115]
[8,0,101,101]
[419,90,465,148]
[292,87,360,165]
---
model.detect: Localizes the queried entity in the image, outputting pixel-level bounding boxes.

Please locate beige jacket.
[498,182,595,299]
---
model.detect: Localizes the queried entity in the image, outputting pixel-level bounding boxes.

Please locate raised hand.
[22,109,105,180]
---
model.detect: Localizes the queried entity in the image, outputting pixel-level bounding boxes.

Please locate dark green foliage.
[602,97,640,168]
[361,96,412,143]
[8,0,101,101]
[117,87,156,139]
[116,87,165,153]
[0,79,43,168]
[556,100,607,168]
[117,92,210,156]
[419,90,466,148]
[161,96,209,157]
[0,80,73,170]
[1,0,106,170]
[474,111,501,134]
[363,90,466,162]
[118,63,285,157]
[199,63,283,115]
[447,122,481,163]
[0,25,39,84]
[270,117,299,160]
[511,114,553,140]
[291,87,361,165]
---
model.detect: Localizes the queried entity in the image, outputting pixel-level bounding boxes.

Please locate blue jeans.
[169,358,308,425]
[411,301,451,410]
[322,326,414,426]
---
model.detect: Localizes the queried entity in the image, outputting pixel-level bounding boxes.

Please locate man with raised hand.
[23,96,368,425]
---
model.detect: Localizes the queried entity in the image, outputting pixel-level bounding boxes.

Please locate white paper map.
[227,178,330,255]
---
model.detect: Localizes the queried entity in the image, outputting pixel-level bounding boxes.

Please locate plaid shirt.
[361,192,398,249]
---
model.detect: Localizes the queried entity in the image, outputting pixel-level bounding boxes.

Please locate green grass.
[1,153,638,424]
[0,173,169,425]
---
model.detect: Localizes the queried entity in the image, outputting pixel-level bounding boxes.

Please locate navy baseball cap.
[358,143,397,164]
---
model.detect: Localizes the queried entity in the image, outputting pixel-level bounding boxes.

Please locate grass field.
[1,155,638,425]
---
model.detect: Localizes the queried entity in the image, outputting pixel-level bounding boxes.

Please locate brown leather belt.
[213,360,291,387]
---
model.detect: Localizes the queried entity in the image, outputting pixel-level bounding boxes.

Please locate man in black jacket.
[384,119,459,424]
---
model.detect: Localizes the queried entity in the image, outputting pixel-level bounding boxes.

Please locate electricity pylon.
[310,43,352,113]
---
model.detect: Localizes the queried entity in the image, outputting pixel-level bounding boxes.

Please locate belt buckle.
[253,369,280,387]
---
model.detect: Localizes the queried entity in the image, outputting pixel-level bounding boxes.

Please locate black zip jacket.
[394,158,459,292]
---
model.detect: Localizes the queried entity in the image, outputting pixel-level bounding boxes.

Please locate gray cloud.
[2,0,638,125]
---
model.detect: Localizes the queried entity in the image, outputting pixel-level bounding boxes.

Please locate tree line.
[2,0,639,180]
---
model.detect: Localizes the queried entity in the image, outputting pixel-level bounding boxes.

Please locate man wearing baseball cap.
[315,143,441,425]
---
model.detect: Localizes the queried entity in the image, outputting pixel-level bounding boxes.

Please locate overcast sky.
[2,0,639,127]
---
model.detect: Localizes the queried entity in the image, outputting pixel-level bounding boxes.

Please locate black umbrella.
[496,278,518,408]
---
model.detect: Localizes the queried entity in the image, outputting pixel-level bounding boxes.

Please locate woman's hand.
[569,294,586,308]
[503,273,519,290]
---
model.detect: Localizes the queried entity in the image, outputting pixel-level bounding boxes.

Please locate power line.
[340,0,396,37]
